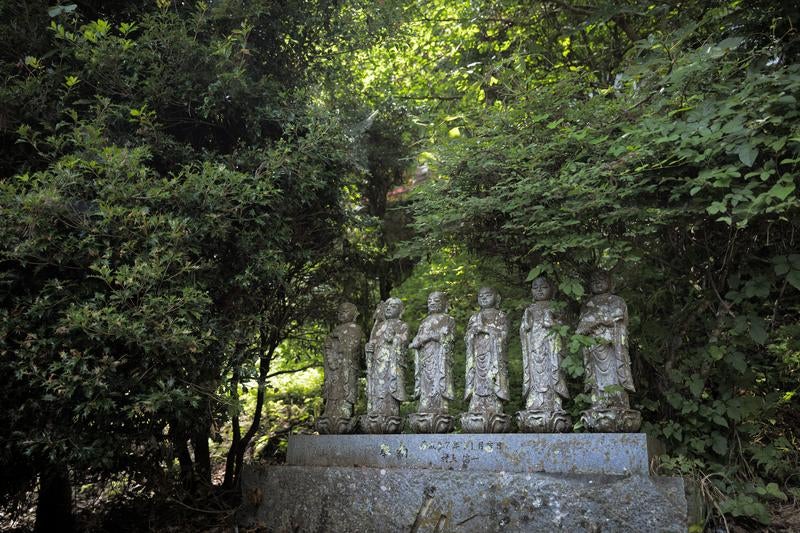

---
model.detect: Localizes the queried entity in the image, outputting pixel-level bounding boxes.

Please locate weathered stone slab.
[287,433,657,475]
[240,464,686,533]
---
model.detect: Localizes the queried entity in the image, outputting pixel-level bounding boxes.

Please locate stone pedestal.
[516,409,572,433]
[407,412,454,433]
[459,412,512,433]
[581,407,643,432]
[239,433,686,532]
[314,415,358,434]
[358,414,403,434]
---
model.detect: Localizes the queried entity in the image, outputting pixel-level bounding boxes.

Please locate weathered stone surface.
[364,297,409,429]
[577,271,642,432]
[520,277,569,411]
[316,302,363,435]
[463,287,510,427]
[239,464,686,533]
[286,433,658,475]
[410,292,456,417]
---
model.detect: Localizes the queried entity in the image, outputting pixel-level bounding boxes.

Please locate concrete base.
[286,433,658,475]
[239,464,687,533]
[240,433,686,532]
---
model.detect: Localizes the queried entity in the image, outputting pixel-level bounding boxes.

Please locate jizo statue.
[576,271,641,432]
[360,297,409,434]
[316,302,364,434]
[461,287,512,433]
[517,277,572,432]
[407,292,456,433]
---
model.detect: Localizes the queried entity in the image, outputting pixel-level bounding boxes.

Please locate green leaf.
[743,277,770,299]
[48,4,77,17]
[737,144,758,167]
[765,482,788,501]
[712,415,729,428]
[558,279,584,299]
[712,433,728,455]
[786,269,800,290]
[688,375,704,397]
[717,37,744,50]
[726,352,747,373]
[768,181,795,201]
[707,345,725,361]
[773,256,790,276]
[750,317,767,345]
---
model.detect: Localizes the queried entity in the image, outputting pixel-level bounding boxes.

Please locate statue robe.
[520,301,568,410]
[577,293,635,408]
[464,308,509,413]
[366,317,409,416]
[412,312,455,413]
[322,321,364,418]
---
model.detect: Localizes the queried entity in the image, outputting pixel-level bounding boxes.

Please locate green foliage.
[1,99,355,480]
[0,0,363,517]
[392,0,800,527]
[3,0,800,529]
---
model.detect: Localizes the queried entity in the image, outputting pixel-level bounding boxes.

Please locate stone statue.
[360,297,409,434]
[576,271,641,432]
[461,287,512,433]
[517,277,572,432]
[370,300,386,339]
[316,302,364,434]
[407,292,456,433]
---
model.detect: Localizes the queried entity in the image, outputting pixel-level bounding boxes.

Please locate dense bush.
[0,0,362,528]
[400,1,800,527]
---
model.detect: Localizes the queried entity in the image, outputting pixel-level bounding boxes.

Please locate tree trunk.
[34,465,73,533]
[222,367,242,491]
[193,423,212,489]
[173,433,194,492]
[232,342,275,488]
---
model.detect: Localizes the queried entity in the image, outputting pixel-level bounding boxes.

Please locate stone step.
[239,464,686,533]
[287,433,660,476]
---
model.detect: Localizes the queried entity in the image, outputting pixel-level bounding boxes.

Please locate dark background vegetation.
[1,0,798,531]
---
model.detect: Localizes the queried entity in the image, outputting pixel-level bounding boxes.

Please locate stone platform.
[239,433,686,532]
[287,433,658,475]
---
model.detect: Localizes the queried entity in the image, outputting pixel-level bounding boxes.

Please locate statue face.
[591,274,611,294]
[531,277,553,301]
[337,303,357,323]
[477,288,496,309]
[427,292,445,313]
[384,298,402,319]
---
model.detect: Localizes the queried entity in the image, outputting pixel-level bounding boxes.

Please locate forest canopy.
[1,0,798,531]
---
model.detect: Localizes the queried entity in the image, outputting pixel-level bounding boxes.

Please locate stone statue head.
[337,302,358,323]
[590,271,613,295]
[530,277,554,302]
[383,297,404,319]
[427,291,448,313]
[477,287,500,309]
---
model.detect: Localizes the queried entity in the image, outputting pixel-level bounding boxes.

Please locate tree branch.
[266,363,321,379]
